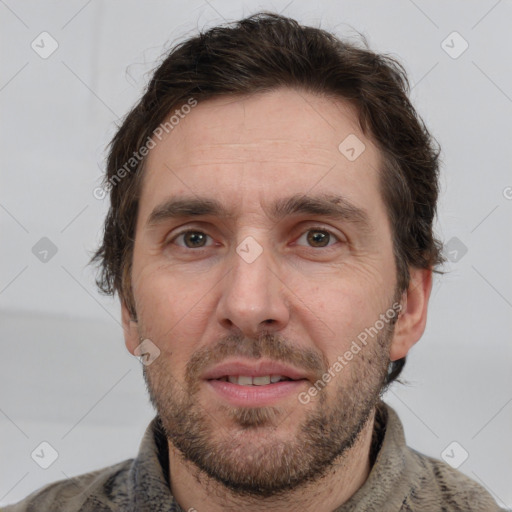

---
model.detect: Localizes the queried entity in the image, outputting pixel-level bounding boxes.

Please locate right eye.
[169,230,214,249]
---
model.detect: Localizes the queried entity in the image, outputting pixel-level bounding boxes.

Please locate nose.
[216,238,290,338]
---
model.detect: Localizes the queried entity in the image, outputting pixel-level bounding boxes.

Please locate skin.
[121,88,432,511]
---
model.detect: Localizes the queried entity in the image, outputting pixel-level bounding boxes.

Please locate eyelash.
[167,226,343,251]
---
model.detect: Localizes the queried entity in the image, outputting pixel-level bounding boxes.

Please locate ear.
[121,298,139,356]
[389,267,433,361]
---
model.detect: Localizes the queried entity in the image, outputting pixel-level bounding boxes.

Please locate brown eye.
[172,230,212,248]
[297,228,340,248]
[307,230,330,247]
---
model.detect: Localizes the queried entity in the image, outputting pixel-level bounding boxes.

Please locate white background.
[1,0,511,508]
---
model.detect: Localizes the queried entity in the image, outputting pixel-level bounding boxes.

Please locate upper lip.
[202,359,309,381]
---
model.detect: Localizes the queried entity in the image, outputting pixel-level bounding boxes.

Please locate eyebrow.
[145,193,371,231]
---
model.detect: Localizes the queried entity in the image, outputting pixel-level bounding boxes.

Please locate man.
[5,11,504,512]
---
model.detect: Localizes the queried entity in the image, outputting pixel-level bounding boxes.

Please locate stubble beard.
[141,315,395,498]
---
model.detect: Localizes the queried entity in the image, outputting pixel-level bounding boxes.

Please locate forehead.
[137,88,386,228]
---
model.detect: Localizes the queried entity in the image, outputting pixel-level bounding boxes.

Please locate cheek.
[295,270,392,361]
[133,263,214,364]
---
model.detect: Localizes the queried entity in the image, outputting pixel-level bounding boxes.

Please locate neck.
[167,408,376,512]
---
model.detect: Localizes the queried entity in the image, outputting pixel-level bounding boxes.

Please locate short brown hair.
[89,12,443,385]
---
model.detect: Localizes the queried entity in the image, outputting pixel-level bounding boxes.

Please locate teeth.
[238,375,253,386]
[223,375,289,385]
[253,375,271,385]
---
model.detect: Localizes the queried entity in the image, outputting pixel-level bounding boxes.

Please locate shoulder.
[373,403,505,511]
[402,447,505,511]
[1,459,133,512]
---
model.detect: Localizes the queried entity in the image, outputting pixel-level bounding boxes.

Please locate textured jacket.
[2,402,505,511]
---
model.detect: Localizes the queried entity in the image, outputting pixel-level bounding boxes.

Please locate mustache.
[185,332,329,386]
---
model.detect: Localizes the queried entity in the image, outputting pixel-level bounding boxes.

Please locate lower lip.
[206,379,307,407]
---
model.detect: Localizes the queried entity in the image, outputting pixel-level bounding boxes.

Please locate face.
[123,88,403,496]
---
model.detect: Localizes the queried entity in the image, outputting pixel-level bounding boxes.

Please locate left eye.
[172,230,214,249]
[295,228,340,248]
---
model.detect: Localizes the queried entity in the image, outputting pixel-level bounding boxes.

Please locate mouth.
[203,360,310,407]
[215,374,298,385]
